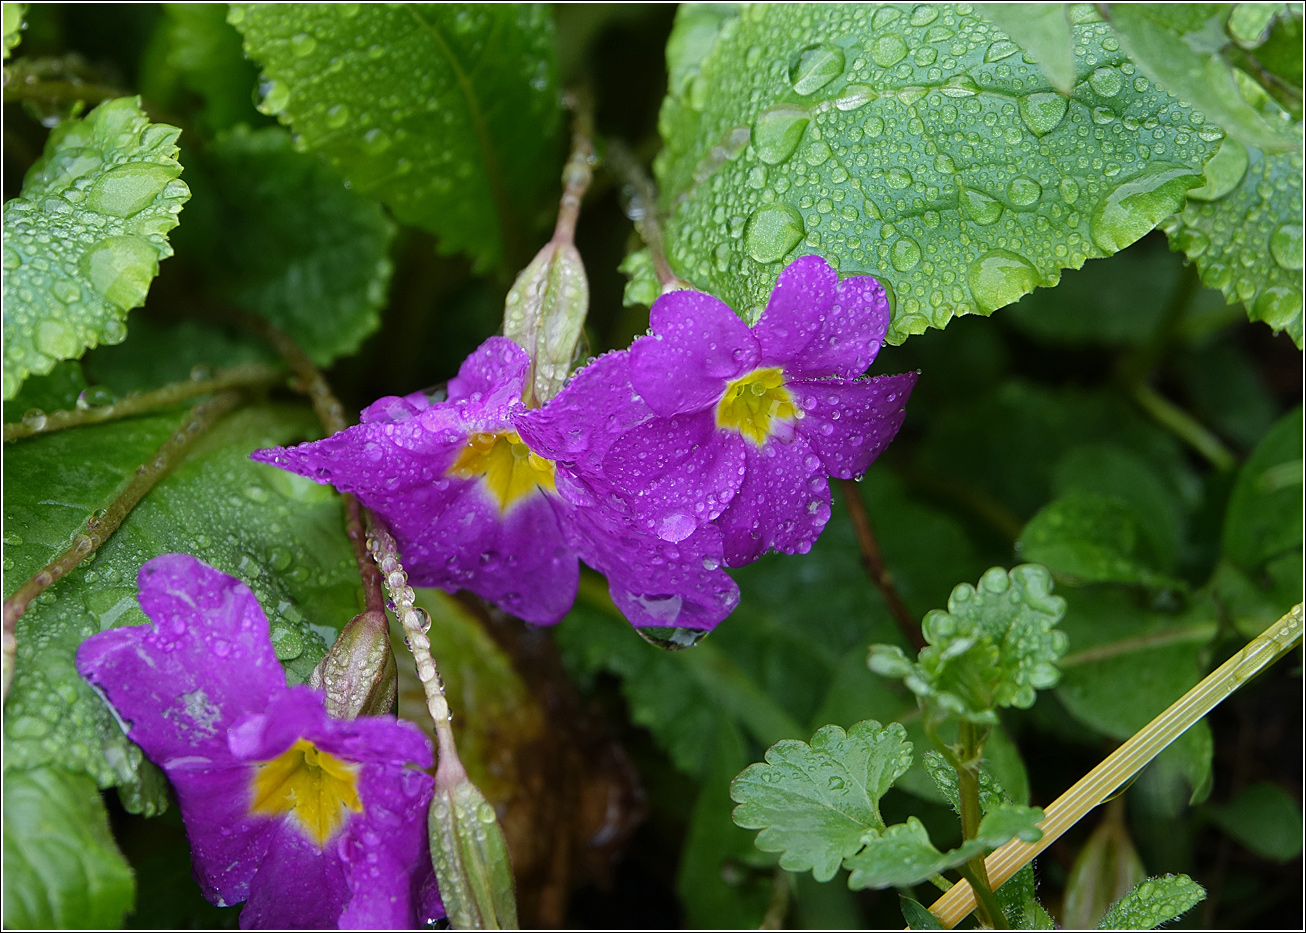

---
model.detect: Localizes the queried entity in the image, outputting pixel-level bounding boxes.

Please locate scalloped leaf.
[1096,874,1205,930]
[229,2,561,271]
[655,3,1219,343]
[730,720,913,882]
[2,97,190,399]
[869,565,1068,723]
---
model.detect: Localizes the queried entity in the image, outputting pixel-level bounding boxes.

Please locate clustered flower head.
[76,554,444,930]
[256,256,916,632]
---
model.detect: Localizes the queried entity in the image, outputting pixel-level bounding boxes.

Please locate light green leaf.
[619,248,661,308]
[1163,130,1303,346]
[1096,874,1205,930]
[2,405,358,803]
[1207,781,1304,861]
[1106,3,1296,153]
[1,767,135,929]
[2,1,25,59]
[978,4,1076,94]
[921,749,1010,816]
[179,126,395,366]
[869,566,1067,723]
[845,804,1043,890]
[655,3,1218,343]
[1017,493,1182,588]
[229,2,562,271]
[730,720,913,882]
[2,97,190,400]
[1222,406,1303,571]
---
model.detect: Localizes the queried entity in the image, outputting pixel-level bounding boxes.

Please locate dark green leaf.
[1,767,135,928]
[1061,807,1147,929]
[869,565,1067,723]
[2,97,190,399]
[1096,874,1205,930]
[1206,781,1304,861]
[2,405,358,802]
[655,3,1218,343]
[1017,493,1182,588]
[179,126,395,366]
[83,316,278,395]
[900,895,945,930]
[1222,406,1303,570]
[1,360,89,422]
[844,804,1043,890]
[978,4,1076,94]
[230,2,562,271]
[730,720,913,882]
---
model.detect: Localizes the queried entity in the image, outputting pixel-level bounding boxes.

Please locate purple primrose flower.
[75,554,442,930]
[254,338,739,631]
[535,256,917,566]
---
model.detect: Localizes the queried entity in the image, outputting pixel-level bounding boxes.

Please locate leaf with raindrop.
[2,405,358,807]
[654,3,1220,343]
[1,97,190,400]
[729,720,914,882]
[175,126,395,366]
[1095,874,1205,930]
[229,2,563,272]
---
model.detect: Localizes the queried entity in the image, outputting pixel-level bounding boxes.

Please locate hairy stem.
[2,391,244,700]
[553,89,596,246]
[956,720,1000,927]
[839,479,925,650]
[605,141,689,290]
[3,362,285,442]
[925,603,1304,928]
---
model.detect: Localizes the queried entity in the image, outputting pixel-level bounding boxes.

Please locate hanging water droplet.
[1089,166,1202,253]
[1186,138,1249,202]
[968,249,1040,313]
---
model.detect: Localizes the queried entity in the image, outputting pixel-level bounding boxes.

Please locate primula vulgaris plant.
[2,3,1302,931]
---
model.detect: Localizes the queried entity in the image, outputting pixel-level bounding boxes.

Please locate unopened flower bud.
[502,238,589,406]
[309,609,397,719]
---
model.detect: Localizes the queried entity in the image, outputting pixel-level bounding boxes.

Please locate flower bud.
[309,609,397,719]
[502,239,589,406]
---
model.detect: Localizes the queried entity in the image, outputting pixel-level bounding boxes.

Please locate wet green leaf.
[230,2,562,271]
[655,3,1218,343]
[844,803,1043,890]
[1017,493,1182,588]
[2,97,190,399]
[1,767,135,929]
[921,749,1010,816]
[179,126,395,366]
[1096,874,1205,929]
[2,405,358,803]
[1222,406,1303,571]
[2,1,25,59]
[900,896,945,930]
[868,565,1068,724]
[1061,808,1147,929]
[730,720,913,882]
[1207,781,1304,861]
[978,4,1076,94]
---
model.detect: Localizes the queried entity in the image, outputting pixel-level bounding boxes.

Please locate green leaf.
[1228,3,1287,49]
[1095,874,1205,930]
[1017,493,1182,588]
[868,565,1068,723]
[1106,4,1297,153]
[900,896,945,930]
[619,248,660,308]
[1206,781,1304,861]
[2,405,358,802]
[1,360,89,422]
[655,3,1218,343]
[921,749,1010,816]
[1222,406,1303,571]
[995,863,1056,930]
[730,720,913,882]
[844,804,1043,890]
[978,4,1076,94]
[229,2,562,271]
[2,97,190,400]
[2,767,135,928]
[140,2,266,134]
[179,126,395,366]
[2,1,25,58]
[1061,808,1147,929]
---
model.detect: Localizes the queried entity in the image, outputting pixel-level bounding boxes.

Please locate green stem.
[605,141,689,290]
[926,603,1304,928]
[3,363,284,442]
[839,479,925,650]
[955,720,999,927]
[1131,382,1236,472]
[1058,622,1219,667]
[958,863,1008,930]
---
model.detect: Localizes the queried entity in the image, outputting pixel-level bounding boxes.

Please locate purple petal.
[446,336,530,409]
[717,436,832,566]
[786,273,891,380]
[792,372,917,478]
[600,412,745,542]
[240,828,347,929]
[360,390,433,425]
[753,255,836,365]
[630,290,758,417]
[514,350,653,477]
[75,554,286,767]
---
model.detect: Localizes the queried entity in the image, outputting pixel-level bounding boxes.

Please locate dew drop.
[290,32,317,57]
[1018,92,1068,137]
[1007,175,1042,207]
[968,249,1040,313]
[890,236,922,271]
[1089,166,1202,253]
[325,103,351,129]
[81,235,159,310]
[1186,138,1248,202]
[1088,67,1123,97]
[789,43,845,95]
[1269,223,1303,270]
[34,319,77,358]
[744,203,805,263]
[871,34,908,68]
[752,105,810,165]
[959,187,1003,225]
[84,163,178,218]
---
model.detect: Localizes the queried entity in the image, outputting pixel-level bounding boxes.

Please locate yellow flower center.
[716,367,798,445]
[448,430,556,511]
[249,739,363,846]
